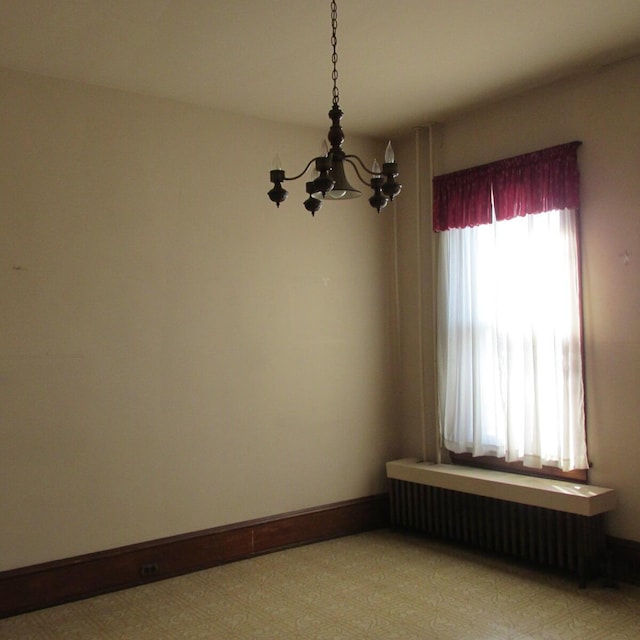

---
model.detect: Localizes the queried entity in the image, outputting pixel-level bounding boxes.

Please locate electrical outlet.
[140,563,159,577]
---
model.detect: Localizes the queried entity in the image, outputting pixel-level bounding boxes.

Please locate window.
[433,143,588,475]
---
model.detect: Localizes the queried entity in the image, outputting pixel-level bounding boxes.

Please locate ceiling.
[1,0,640,138]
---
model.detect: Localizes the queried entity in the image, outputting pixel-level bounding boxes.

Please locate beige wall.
[395,57,640,542]
[392,128,439,460]
[0,68,400,570]
[4,52,638,572]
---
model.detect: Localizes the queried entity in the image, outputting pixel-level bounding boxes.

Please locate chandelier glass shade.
[268,0,401,216]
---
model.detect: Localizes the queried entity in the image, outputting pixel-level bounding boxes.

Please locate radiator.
[389,478,607,585]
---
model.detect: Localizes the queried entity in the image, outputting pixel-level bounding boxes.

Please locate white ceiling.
[1,0,640,138]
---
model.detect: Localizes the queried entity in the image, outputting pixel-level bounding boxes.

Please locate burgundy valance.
[433,142,581,232]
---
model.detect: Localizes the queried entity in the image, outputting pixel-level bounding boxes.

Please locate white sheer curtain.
[437,207,589,471]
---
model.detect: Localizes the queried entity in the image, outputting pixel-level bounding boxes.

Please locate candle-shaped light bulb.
[273,154,282,170]
[372,159,381,178]
[315,141,329,176]
[384,141,395,164]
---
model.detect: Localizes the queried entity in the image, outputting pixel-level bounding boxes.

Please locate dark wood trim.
[448,452,589,483]
[607,535,640,585]
[0,494,389,619]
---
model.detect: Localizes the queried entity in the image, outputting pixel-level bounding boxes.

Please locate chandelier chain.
[331,0,339,106]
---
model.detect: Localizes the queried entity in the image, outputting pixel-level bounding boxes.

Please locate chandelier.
[268,0,401,216]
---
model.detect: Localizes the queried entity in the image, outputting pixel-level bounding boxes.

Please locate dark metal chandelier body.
[268,0,401,216]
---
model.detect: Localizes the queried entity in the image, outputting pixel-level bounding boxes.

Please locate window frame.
[433,142,589,483]
[448,452,589,483]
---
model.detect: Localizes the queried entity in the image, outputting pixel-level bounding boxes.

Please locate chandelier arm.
[343,157,375,188]
[282,157,323,182]
[344,153,376,177]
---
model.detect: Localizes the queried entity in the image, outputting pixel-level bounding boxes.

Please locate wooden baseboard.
[0,494,389,619]
[607,536,640,585]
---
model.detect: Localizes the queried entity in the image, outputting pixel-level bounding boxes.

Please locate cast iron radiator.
[389,478,607,585]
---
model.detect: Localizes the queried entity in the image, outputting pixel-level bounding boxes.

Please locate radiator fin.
[390,479,605,581]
